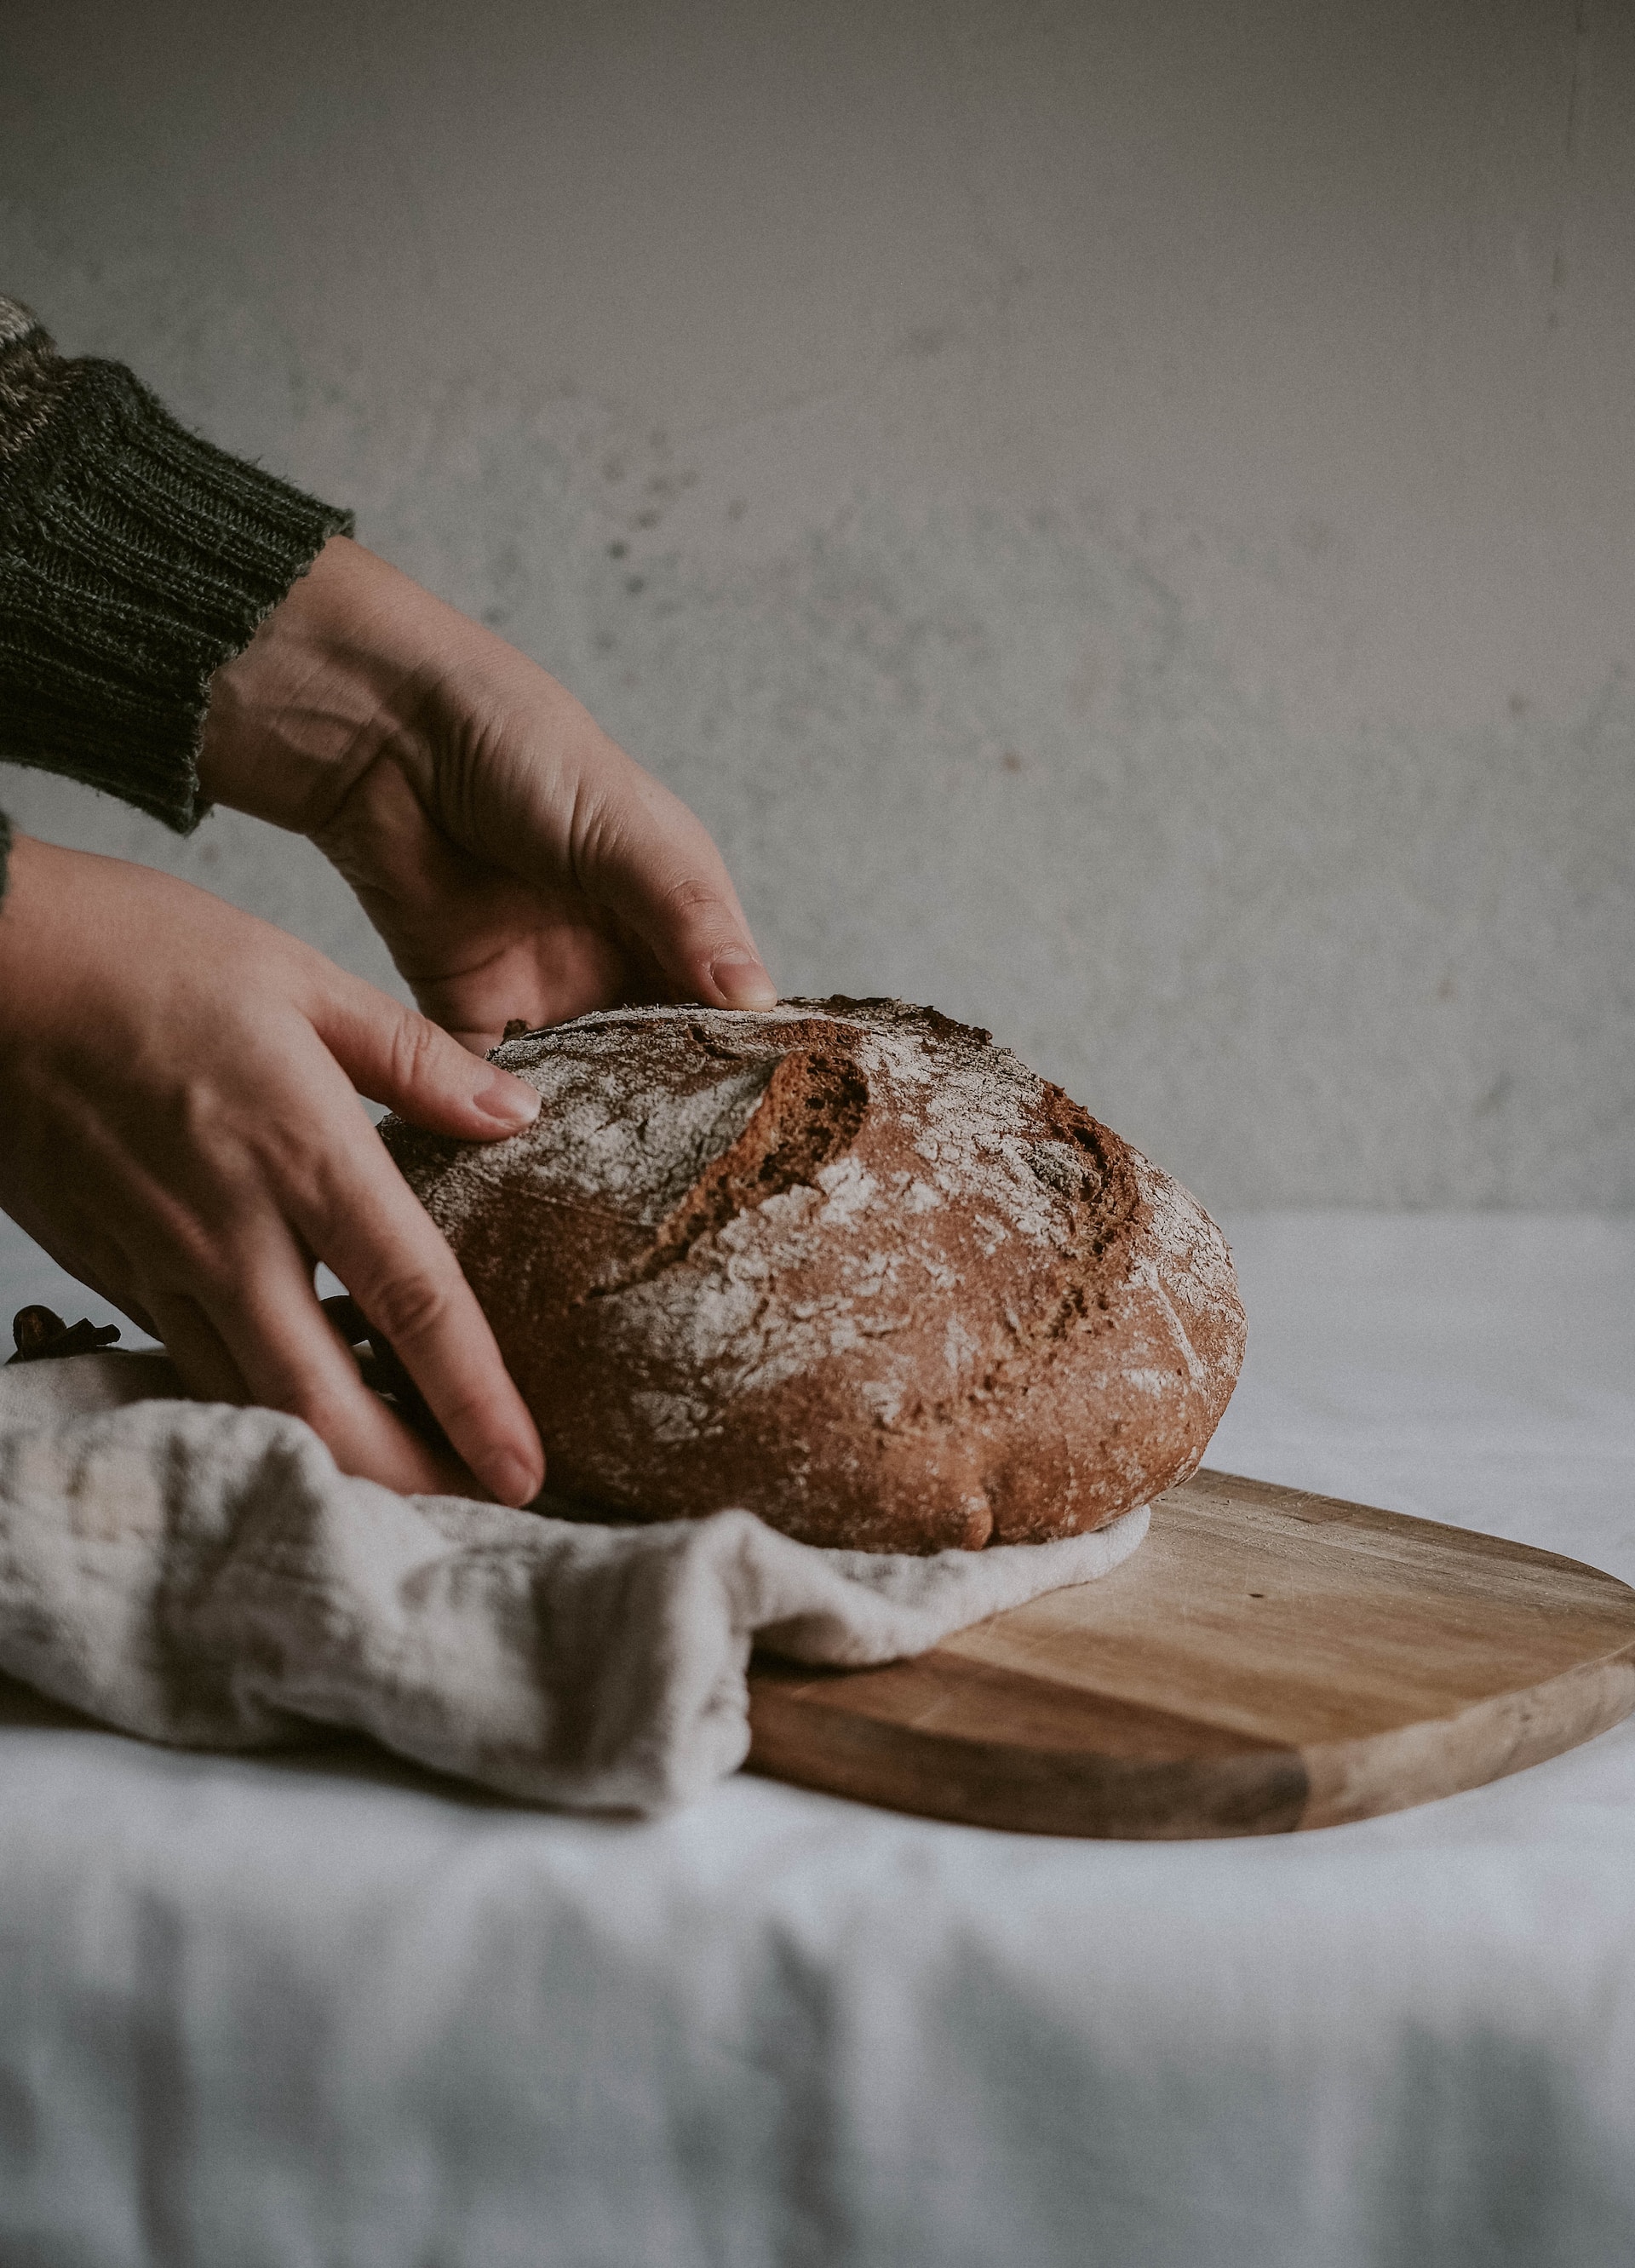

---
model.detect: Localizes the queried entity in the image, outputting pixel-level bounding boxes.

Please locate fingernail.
[489,1449,542,1507]
[710,951,777,1009]
[476,1071,540,1129]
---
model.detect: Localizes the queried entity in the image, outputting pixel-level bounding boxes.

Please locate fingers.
[144,1290,252,1405]
[314,973,541,1135]
[330,1220,542,1506]
[274,1077,545,1504]
[618,824,777,1008]
[551,751,777,1010]
[0,837,538,1504]
[139,1029,544,1506]
[150,1255,496,1499]
[185,1249,478,1497]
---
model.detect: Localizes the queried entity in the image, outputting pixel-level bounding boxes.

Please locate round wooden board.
[746,1469,1635,1839]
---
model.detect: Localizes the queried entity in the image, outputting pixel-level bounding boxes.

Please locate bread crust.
[380,998,1246,1551]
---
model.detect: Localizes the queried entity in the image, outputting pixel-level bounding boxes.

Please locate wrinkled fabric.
[3,1214,1632,2268]
[0,1351,1146,1813]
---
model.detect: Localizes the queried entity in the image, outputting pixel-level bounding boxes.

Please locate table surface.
[3,1213,1633,2268]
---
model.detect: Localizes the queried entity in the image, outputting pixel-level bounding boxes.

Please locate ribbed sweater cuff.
[0,322,353,835]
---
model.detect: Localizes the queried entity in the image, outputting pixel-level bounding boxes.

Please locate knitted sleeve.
[0,297,353,897]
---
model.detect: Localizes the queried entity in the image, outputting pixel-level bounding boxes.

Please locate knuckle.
[386,1013,447,1097]
[360,1267,453,1352]
[172,1073,227,1151]
[659,874,727,924]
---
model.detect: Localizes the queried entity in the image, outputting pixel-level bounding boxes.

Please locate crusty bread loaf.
[380,998,1245,1551]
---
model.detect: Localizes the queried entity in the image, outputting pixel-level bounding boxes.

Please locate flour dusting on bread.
[382,998,1245,1551]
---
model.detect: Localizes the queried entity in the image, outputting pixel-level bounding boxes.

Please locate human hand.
[0,835,547,1503]
[199,537,776,1051]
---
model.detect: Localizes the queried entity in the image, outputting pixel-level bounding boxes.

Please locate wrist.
[0,835,89,1048]
[198,537,443,835]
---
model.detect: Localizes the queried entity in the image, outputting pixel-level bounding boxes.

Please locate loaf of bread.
[380,998,1245,1551]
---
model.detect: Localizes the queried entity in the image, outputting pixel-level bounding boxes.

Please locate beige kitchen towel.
[0,1352,1147,1813]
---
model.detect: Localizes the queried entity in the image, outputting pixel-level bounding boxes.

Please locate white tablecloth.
[2,1214,1632,2268]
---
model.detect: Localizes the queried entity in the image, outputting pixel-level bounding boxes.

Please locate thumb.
[572,765,777,1011]
[316,973,542,1138]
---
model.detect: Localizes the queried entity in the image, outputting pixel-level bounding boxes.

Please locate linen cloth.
[1,1213,1632,2268]
[0,1348,1145,1816]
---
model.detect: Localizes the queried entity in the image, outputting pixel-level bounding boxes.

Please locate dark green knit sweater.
[0,296,353,898]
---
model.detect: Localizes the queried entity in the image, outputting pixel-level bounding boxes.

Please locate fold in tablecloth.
[0,1352,1146,1813]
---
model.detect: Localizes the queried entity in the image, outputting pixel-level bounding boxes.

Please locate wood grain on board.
[747,1469,1635,1839]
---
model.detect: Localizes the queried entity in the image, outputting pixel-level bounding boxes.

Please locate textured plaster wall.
[2,0,1631,1209]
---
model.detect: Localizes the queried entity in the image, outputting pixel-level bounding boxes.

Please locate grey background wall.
[2,0,1630,1210]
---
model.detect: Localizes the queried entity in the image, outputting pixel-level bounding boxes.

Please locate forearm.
[0,296,351,858]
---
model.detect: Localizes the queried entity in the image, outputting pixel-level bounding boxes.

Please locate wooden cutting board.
[747,1469,1635,1838]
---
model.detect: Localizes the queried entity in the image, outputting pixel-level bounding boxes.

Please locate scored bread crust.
[380,997,1246,1551]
